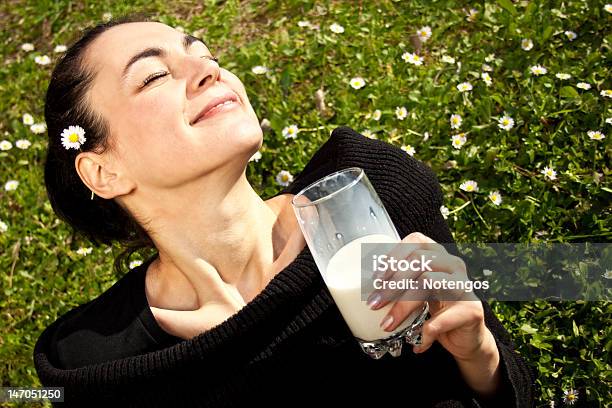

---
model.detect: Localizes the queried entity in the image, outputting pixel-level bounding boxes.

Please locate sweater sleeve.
[337,127,537,408]
[393,145,537,408]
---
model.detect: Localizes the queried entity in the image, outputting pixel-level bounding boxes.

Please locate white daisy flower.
[371,109,382,121]
[606,4,612,13]
[576,82,591,90]
[441,55,455,64]
[482,269,493,276]
[22,113,34,125]
[361,130,376,139]
[0,140,12,151]
[450,114,462,129]
[276,170,294,186]
[482,64,493,72]
[587,130,605,141]
[297,20,311,28]
[498,115,514,131]
[251,65,268,75]
[481,72,492,86]
[102,12,112,21]
[330,23,344,34]
[395,106,408,120]
[15,139,31,149]
[600,89,612,98]
[541,166,557,180]
[451,133,467,149]
[521,39,533,51]
[457,82,473,92]
[605,117,612,125]
[530,65,547,76]
[466,8,478,22]
[401,52,423,66]
[53,44,67,53]
[249,151,262,162]
[484,53,496,63]
[61,125,86,149]
[423,131,430,141]
[400,144,415,156]
[440,205,450,219]
[34,55,51,65]
[488,190,502,205]
[603,269,612,279]
[349,77,366,89]
[5,180,19,191]
[555,73,571,80]
[282,124,299,139]
[562,389,578,405]
[129,260,143,269]
[416,26,432,42]
[459,180,478,192]
[564,31,577,41]
[30,123,46,134]
[76,247,93,256]
[0,220,7,233]
[21,43,34,52]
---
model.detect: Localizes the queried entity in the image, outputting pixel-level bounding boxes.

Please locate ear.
[75,151,135,199]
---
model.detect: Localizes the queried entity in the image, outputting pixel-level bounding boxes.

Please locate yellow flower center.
[69,133,79,142]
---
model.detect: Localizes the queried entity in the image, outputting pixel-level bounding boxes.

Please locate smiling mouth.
[191,93,242,125]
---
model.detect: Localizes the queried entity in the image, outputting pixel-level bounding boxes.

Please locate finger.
[401,232,448,254]
[378,299,427,333]
[372,232,447,281]
[367,250,464,310]
[379,270,473,332]
[414,301,484,353]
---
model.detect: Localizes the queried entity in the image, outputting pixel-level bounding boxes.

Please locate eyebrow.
[121,34,208,82]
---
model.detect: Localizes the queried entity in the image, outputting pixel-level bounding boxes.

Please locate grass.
[0,1,610,407]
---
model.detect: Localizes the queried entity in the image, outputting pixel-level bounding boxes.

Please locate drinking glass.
[291,167,429,359]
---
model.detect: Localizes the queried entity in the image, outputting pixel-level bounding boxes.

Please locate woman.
[34,14,536,407]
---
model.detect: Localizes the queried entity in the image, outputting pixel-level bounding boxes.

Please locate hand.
[366,232,492,361]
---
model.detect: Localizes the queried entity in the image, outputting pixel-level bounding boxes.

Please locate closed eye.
[141,71,168,88]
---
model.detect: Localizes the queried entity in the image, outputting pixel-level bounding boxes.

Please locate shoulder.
[34,264,144,370]
[287,126,444,207]
[330,126,445,209]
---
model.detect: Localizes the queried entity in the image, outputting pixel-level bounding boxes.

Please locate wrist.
[455,326,499,364]
[454,328,502,398]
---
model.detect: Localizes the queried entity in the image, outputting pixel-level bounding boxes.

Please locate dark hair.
[44,12,160,274]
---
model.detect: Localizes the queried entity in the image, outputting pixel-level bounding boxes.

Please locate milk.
[324,234,423,341]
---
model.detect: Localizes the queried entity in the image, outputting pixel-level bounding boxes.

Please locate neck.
[130,169,299,309]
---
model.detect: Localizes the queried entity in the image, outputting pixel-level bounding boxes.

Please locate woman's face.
[81,22,263,191]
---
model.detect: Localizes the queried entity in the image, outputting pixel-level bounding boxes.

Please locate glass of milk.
[291,167,429,359]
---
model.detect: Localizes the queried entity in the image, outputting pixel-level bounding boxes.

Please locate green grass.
[1,1,610,407]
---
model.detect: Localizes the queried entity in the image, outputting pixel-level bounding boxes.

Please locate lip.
[191,91,240,125]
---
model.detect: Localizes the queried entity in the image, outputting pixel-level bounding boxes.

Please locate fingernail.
[380,315,394,331]
[366,293,381,309]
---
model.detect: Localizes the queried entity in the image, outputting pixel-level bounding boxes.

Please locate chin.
[232,117,263,154]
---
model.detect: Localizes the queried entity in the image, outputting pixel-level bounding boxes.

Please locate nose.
[187,55,220,95]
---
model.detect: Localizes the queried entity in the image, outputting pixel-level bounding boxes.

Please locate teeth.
[213,100,234,109]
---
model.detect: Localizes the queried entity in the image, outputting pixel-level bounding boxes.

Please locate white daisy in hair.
[61,125,87,150]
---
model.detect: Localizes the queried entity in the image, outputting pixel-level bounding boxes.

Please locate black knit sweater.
[33,126,536,407]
